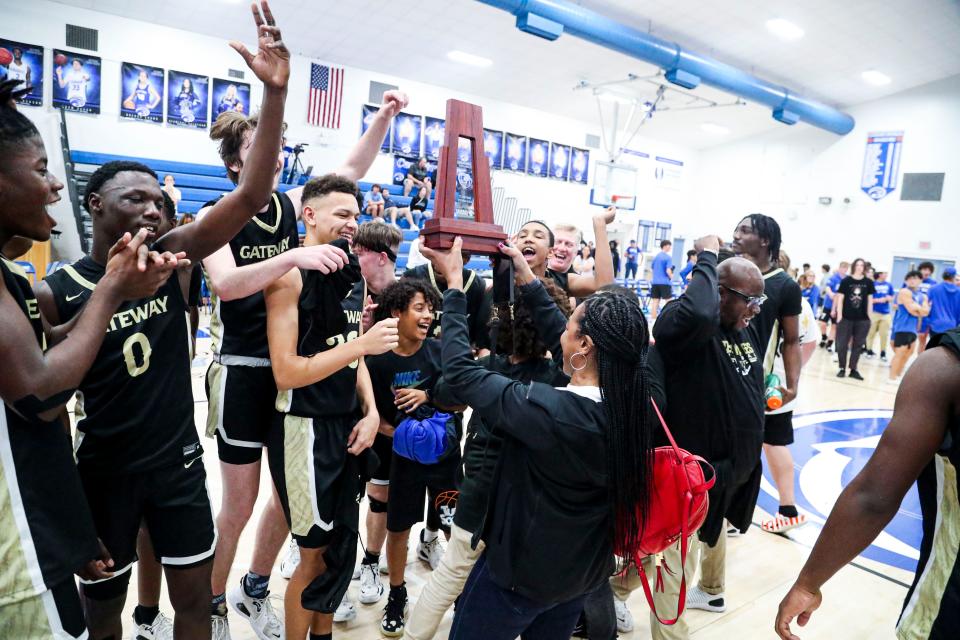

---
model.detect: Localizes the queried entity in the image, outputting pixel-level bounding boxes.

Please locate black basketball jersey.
[276,277,365,419]
[207,190,299,361]
[0,258,99,595]
[44,256,201,474]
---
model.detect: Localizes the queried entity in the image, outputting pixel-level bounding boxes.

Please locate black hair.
[493,277,572,359]
[579,290,653,560]
[821,264,830,272]
[660,239,671,249]
[0,79,41,158]
[161,191,176,221]
[373,278,441,324]
[302,173,359,204]
[744,213,782,263]
[686,249,697,258]
[918,261,935,273]
[522,220,555,246]
[905,270,922,280]
[84,161,157,212]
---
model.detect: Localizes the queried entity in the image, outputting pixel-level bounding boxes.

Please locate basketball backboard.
[590,161,637,210]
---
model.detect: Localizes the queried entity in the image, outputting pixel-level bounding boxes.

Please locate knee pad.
[80,569,132,601]
[368,496,388,513]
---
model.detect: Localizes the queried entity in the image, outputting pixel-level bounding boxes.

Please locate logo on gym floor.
[757,409,921,572]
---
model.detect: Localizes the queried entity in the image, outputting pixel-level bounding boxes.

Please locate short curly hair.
[493,277,573,359]
[374,278,442,324]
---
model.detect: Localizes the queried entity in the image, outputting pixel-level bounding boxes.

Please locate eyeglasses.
[720,284,767,309]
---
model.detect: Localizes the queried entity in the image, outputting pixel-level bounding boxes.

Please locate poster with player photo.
[527,138,549,177]
[570,148,590,184]
[0,39,43,106]
[212,78,250,120]
[391,111,422,157]
[52,49,101,114]
[504,133,527,172]
[167,70,209,129]
[120,62,164,123]
[361,104,391,153]
[549,142,571,181]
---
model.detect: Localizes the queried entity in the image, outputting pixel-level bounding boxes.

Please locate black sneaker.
[381,585,408,637]
[837,369,846,378]
[865,350,876,358]
[849,370,864,380]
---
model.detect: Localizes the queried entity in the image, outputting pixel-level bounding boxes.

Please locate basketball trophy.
[420,99,506,254]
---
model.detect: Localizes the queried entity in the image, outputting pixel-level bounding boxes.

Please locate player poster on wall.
[423,116,445,160]
[0,39,43,106]
[527,138,549,177]
[392,112,422,157]
[212,78,249,119]
[120,62,163,123]
[52,49,101,114]
[505,133,527,172]
[549,142,571,181]
[570,147,590,184]
[167,70,209,129]
[483,129,503,170]
[361,104,391,152]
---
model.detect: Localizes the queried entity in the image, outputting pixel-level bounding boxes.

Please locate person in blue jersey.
[623,239,640,280]
[927,267,960,349]
[800,272,819,315]
[888,270,931,385]
[122,69,161,117]
[776,327,960,640]
[818,261,847,350]
[865,270,895,361]
[916,261,939,352]
[678,249,697,287]
[649,239,674,320]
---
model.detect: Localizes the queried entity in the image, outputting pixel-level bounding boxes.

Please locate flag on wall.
[308,63,344,128]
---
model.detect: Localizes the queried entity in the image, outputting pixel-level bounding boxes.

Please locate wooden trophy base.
[420,217,507,255]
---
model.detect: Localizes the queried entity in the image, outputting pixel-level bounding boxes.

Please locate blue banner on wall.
[570,148,589,184]
[505,133,527,172]
[53,49,101,114]
[120,62,164,123]
[392,112,422,157]
[361,104,391,153]
[0,39,43,106]
[483,129,503,170]
[423,116,445,160]
[212,78,250,118]
[527,138,549,177]
[167,70,208,129]
[549,142,570,181]
[861,131,903,201]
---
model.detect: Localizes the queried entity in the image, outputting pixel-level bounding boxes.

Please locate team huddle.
[2,3,959,640]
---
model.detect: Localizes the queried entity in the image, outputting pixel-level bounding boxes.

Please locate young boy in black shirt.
[365,279,462,637]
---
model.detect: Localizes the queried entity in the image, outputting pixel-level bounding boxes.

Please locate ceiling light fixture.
[765,18,805,41]
[861,70,892,86]
[700,122,730,135]
[447,50,493,68]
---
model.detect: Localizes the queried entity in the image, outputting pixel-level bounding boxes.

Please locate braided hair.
[0,79,41,158]
[579,289,653,558]
[745,213,781,264]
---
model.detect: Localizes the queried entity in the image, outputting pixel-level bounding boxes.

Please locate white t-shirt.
[64,69,88,101]
[5,61,28,83]
[769,298,818,415]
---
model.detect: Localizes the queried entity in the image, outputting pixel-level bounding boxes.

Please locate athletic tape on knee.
[368,496,388,513]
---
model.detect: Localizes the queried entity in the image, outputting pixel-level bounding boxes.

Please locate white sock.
[422,528,439,543]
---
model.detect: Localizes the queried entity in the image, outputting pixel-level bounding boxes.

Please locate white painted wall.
[694,75,960,272]
[8,0,698,247]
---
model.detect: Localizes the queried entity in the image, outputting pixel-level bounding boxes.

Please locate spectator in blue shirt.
[917,261,939,352]
[678,249,697,287]
[649,239,674,320]
[363,183,385,219]
[800,272,820,317]
[818,261,848,350]
[865,271,894,361]
[927,267,960,348]
[623,240,640,280]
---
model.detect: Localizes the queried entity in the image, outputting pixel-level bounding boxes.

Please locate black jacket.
[652,251,765,545]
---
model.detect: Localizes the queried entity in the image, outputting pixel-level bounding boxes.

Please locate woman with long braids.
[420,236,656,640]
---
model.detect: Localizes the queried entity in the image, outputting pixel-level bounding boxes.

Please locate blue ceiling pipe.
[477,0,855,135]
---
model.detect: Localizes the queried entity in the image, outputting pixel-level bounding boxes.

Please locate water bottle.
[765,373,783,410]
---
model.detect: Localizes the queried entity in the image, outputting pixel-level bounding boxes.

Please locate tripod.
[285,143,308,185]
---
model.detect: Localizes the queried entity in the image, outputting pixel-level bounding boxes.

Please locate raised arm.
[567,207,616,297]
[158,1,289,262]
[499,242,568,356]
[653,237,721,352]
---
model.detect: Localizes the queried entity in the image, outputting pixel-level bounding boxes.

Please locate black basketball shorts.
[387,449,461,534]
[205,361,277,464]
[764,410,795,446]
[893,332,918,348]
[650,284,673,300]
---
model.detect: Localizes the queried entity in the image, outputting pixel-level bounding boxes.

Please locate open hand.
[775,583,822,640]
[230,1,290,90]
[395,388,428,413]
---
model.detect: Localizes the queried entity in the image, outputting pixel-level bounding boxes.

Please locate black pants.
[837,318,871,371]
[580,582,617,640]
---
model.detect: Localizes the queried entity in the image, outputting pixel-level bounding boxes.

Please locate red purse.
[616,398,716,625]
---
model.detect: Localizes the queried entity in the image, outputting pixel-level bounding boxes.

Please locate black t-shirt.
[754,268,802,367]
[365,339,443,428]
[837,276,876,321]
[402,263,492,348]
[408,164,429,182]
[409,194,428,212]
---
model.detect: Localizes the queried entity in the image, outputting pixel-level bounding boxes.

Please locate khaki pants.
[405,523,485,640]
[867,312,892,353]
[610,533,726,640]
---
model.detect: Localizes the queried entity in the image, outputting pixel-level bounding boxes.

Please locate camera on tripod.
[292,142,308,154]
[284,142,313,185]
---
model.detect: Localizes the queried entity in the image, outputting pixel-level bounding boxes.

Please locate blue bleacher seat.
[402,230,420,241]
[71,151,228,178]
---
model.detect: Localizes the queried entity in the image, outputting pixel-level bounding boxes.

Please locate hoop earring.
[570,352,587,371]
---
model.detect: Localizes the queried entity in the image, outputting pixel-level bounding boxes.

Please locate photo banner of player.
[361,104,391,153]
[120,62,164,123]
[167,71,209,129]
[504,133,527,172]
[0,39,43,106]
[212,78,249,119]
[423,116,445,161]
[549,142,571,181]
[483,129,503,170]
[570,148,590,184]
[527,138,549,177]
[52,49,101,114]
[392,111,422,157]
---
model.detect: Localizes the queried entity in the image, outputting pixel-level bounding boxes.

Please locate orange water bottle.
[765,373,783,410]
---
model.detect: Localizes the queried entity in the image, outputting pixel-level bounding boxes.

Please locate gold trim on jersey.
[283,415,317,536]
[427,262,475,293]
[250,193,283,235]
[61,265,97,292]
[0,257,29,282]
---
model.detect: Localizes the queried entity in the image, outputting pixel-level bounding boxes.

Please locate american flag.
[308,63,344,128]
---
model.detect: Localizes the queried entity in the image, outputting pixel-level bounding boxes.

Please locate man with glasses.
[637,235,767,640]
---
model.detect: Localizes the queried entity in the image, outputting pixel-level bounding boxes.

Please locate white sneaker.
[130,611,173,640]
[886,377,900,385]
[334,594,357,623]
[279,539,300,580]
[227,582,283,640]
[417,529,443,570]
[614,597,634,633]
[358,562,385,604]
[686,585,726,613]
[211,614,231,640]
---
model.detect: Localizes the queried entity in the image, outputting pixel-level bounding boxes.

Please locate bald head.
[719,257,763,295]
